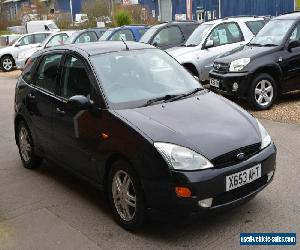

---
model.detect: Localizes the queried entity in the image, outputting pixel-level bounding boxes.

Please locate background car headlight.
[229,58,250,72]
[154,142,214,171]
[256,119,272,149]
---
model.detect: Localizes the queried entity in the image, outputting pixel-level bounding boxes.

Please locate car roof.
[150,21,199,29]
[275,12,300,20]
[110,25,147,31]
[205,16,264,25]
[44,41,155,56]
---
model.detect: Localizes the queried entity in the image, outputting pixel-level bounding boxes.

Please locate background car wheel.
[108,160,145,231]
[17,121,42,169]
[248,73,277,110]
[1,55,14,72]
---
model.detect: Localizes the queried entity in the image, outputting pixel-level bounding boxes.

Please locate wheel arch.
[1,54,16,66]
[182,62,199,78]
[251,65,282,95]
[14,114,26,145]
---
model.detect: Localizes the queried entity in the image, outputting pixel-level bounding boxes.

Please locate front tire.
[248,73,277,110]
[1,55,14,72]
[108,160,145,231]
[17,121,42,169]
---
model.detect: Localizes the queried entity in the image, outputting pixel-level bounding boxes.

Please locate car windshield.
[139,27,158,43]
[250,19,295,46]
[99,30,113,40]
[91,49,202,109]
[184,24,212,46]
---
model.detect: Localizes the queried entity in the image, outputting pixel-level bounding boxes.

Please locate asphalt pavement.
[0,76,299,250]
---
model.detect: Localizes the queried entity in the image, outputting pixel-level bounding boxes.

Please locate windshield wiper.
[185,44,197,47]
[167,88,204,102]
[262,44,277,47]
[248,43,263,47]
[142,94,178,107]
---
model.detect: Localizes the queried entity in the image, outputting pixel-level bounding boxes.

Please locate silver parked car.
[16,31,75,69]
[0,32,51,72]
[167,17,266,83]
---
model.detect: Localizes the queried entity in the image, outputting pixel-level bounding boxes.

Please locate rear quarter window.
[21,57,37,84]
[246,21,265,35]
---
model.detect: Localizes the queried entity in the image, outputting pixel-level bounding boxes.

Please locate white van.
[26,20,60,33]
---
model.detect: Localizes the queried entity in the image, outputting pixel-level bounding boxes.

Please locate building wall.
[55,0,82,18]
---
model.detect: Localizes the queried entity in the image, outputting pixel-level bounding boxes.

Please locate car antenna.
[121,38,129,51]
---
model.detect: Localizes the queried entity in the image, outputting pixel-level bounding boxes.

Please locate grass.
[0,30,10,35]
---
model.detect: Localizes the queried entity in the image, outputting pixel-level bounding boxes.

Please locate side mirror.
[152,42,158,47]
[14,43,20,47]
[66,95,92,112]
[205,39,214,49]
[288,40,300,51]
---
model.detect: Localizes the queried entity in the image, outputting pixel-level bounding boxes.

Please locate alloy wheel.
[19,127,31,163]
[2,58,13,71]
[112,170,136,221]
[254,80,274,107]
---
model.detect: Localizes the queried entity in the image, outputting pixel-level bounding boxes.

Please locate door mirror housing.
[152,41,158,47]
[288,40,300,51]
[67,95,92,112]
[205,40,214,49]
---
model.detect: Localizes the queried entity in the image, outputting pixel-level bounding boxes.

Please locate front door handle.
[56,107,65,116]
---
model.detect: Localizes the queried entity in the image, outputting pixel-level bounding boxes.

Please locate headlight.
[256,119,272,149]
[154,142,214,170]
[229,58,250,72]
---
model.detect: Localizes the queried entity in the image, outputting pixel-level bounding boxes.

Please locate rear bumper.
[209,71,252,98]
[144,142,276,214]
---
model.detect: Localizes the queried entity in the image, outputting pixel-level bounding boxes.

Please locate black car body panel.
[15,41,276,216]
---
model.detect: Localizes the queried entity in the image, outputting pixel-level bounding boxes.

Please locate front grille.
[213,62,229,73]
[213,175,268,207]
[211,143,261,169]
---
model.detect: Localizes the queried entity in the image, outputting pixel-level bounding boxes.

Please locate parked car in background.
[26,20,60,33]
[167,17,266,83]
[0,32,51,71]
[16,31,75,69]
[65,28,106,44]
[210,12,300,110]
[14,41,276,230]
[99,25,148,42]
[140,21,200,50]
[75,14,89,26]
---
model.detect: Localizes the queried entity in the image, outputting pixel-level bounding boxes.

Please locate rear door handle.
[27,93,36,100]
[56,107,65,116]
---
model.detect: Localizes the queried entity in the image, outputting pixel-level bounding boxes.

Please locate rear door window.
[34,33,49,43]
[110,29,135,41]
[17,35,34,46]
[153,26,183,45]
[75,31,98,43]
[35,54,63,93]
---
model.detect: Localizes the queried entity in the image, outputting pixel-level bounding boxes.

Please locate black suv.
[209,12,300,110]
[140,21,200,50]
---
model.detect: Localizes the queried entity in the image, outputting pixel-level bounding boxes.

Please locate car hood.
[166,46,198,59]
[114,91,261,160]
[215,45,278,64]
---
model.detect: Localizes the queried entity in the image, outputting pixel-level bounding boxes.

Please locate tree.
[115,9,132,26]
[82,0,110,19]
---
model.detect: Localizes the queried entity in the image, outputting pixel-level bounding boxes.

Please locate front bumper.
[144,142,276,214]
[16,58,26,70]
[209,71,252,98]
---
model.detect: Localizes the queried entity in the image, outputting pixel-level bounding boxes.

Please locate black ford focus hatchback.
[14,41,276,230]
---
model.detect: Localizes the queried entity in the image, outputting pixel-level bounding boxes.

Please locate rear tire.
[17,121,42,169]
[248,73,277,110]
[108,160,145,231]
[1,55,14,72]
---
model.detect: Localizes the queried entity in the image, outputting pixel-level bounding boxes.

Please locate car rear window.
[246,21,265,35]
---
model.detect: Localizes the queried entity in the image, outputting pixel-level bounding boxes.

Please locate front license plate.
[210,78,220,88]
[226,164,261,191]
